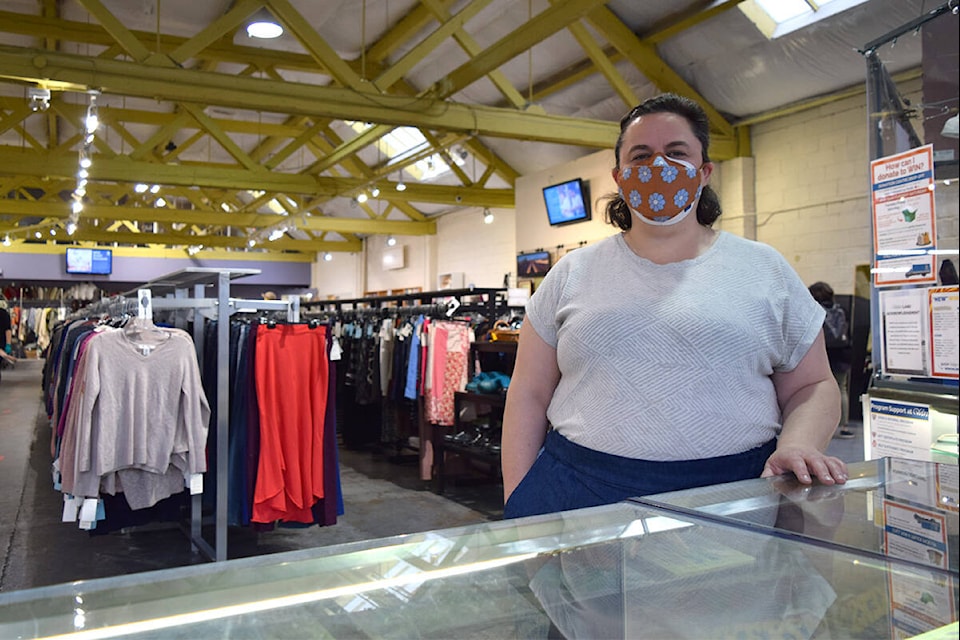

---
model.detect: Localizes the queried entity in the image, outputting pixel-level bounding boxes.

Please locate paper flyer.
[928,286,959,379]
[871,145,937,287]
[879,288,929,376]
[869,399,933,461]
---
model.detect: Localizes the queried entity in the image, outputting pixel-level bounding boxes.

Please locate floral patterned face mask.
[615,155,703,226]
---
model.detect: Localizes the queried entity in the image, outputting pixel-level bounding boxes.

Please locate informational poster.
[936,464,959,513]
[871,145,937,287]
[885,499,955,638]
[869,399,933,461]
[880,288,929,376]
[928,286,959,379]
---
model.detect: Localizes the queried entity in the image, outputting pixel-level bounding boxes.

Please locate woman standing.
[501,93,847,519]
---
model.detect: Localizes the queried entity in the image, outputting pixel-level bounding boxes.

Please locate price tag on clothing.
[79,498,99,528]
[329,337,342,361]
[62,495,80,522]
[186,473,203,495]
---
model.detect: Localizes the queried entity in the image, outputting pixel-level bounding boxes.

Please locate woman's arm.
[764,331,848,485]
[501,321,561,503]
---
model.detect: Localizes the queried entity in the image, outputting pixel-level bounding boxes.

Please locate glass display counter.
[1,458,957,639]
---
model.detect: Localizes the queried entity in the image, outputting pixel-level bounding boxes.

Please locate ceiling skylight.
[742,0,869,39]
[347,123,461,181]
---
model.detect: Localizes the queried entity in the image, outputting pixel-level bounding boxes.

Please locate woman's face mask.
[615,155,703,226]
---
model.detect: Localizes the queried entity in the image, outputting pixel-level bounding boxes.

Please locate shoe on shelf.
[835,428,855,439]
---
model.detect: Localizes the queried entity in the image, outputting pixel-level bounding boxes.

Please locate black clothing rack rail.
[301,287,510,319]
[62,268,299,562]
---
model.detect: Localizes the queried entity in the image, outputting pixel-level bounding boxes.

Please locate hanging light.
[370,185,380,198]
[396,171,406,191]
[323,252,333,262]
[65,221,77,236]
[84,96,99,134]
[386,235,397,247]
[1,235,10,246]
[356,192,368,204]
[246,9,283,39]
[483,208,495,224]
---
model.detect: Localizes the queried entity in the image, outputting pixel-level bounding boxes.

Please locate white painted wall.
[435,207,516,289]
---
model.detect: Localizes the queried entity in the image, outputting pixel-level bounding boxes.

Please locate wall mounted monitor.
[542,178,591,226]
[517,250,551,278]
[65,247,113,275]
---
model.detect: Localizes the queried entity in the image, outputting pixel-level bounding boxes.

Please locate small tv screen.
[65,248,113,275]
[542,178,591,226]
[517,250,551,277]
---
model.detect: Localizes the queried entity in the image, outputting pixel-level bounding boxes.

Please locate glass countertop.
[637,458,960,575]
[1,459,957,639]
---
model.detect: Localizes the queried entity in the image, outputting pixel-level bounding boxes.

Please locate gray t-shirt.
[525,232,824,460]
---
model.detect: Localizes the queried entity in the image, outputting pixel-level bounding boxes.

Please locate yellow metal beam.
[567,21,637,109]
[50,227,361,253]
[0,200,438,235]
[420,0,527,109]
[0,241,317,262]
[584,6,736,140]
[374,0,495,92]
[441,0,608,97]
[0,45,618,148]
[0,148,517,207]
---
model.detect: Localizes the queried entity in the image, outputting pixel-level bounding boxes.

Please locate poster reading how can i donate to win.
[871,144,937,287]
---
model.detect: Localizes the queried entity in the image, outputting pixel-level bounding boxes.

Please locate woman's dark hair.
[808,281,835,306]
[604,93,722,229]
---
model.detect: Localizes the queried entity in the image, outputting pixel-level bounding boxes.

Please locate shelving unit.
[433,341,516,494]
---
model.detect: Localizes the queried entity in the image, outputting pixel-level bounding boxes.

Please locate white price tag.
[62,495,80,522]
[329,337,342,361]
[187,473,203,495]
[79,498,99,524]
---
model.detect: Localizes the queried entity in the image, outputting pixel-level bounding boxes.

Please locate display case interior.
[0,459,956,639]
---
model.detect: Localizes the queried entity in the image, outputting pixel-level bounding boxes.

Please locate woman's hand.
[761,445,848,485]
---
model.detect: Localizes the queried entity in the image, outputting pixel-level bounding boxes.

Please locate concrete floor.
[0,357,864,595]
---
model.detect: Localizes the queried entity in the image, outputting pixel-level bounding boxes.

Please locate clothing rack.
[301,287,510,319]
[61,268,299,562]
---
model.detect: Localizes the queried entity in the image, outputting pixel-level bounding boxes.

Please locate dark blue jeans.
[504,430,777,519]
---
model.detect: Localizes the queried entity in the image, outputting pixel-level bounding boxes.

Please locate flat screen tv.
[542,178,591,226]
[65,247,113,275]
[517,250,551,278]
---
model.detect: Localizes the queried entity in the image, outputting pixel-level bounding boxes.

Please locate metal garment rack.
[300,287,509,318]
[75,268,300,562]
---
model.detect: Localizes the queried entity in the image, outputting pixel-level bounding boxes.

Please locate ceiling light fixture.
[483,208,495,224]
[396,174,406,191]
[28,86,50,112]
[323,252,333,262]
[356,192,368,204]
[84,95,99,134]
[1,235,10,246]
[246,9,283,39]
[370,186,380,198]
[386,235,397,247]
